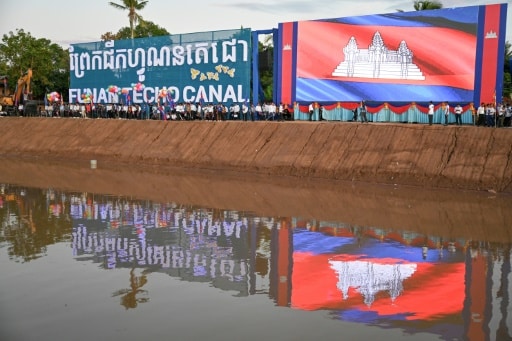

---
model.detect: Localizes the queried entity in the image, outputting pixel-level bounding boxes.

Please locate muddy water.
[2,157,511,242]
[0,159,511,341]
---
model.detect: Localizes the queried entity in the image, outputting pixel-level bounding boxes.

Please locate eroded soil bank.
[0,117,510,192]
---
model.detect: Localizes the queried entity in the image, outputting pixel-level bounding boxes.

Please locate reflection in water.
[112,268,149,309]
[0,185,72,262]
[0,183,511,340]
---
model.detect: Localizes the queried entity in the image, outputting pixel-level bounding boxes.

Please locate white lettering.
[183,86,196,102]
[68,85,247,104]
[69,36,250,79]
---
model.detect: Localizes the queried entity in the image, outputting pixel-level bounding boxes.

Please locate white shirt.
[428,103,434,115]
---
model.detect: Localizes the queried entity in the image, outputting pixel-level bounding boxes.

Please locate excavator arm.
[13,68,32,105]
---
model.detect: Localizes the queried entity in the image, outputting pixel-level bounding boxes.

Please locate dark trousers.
[428,115,433,125]
[486,115,494,127]
[477,114,485,126]
[455,114,462,125]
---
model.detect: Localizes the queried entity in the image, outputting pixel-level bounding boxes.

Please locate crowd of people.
[475,102,512,128]
[28,101,293,121]
[3,99,512,127]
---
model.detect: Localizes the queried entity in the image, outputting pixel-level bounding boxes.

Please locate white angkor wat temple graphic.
[332,31,425,80]
[329,259,417,307]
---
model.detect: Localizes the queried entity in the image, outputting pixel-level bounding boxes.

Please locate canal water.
[0,183,511,341]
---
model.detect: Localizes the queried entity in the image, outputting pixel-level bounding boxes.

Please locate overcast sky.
[1,0,510,47]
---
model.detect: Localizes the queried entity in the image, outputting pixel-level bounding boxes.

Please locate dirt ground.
[0,117,510,242]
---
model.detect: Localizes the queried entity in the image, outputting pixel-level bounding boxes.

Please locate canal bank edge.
[0,117,511,193]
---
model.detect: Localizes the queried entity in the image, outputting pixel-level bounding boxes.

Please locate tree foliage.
[413,1,443,10]
[0,29,68,101]
[109,0,149,39]
[258,36,274,102]
[101,21,169,41]
[503,41,511,101]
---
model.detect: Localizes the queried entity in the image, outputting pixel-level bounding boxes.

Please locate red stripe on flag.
[280,22,294,105]
[479,4,501,104]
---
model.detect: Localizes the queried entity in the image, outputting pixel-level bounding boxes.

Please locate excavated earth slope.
[0,117,510,192]
[0,117,511,242]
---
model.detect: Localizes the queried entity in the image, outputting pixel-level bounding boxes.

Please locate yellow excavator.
[0,69,33,115]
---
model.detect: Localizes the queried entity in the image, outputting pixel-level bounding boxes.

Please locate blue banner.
[69,29,251,105]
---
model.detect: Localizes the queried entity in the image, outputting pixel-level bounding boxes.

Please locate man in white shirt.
[428,101,434,125]
[476,102,486,126]
[242,102,249,121]
[454,104,463,125]
[233,103,240,120]
[255,103,262,120]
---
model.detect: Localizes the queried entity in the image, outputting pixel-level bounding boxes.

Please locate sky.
[1,0,510,48]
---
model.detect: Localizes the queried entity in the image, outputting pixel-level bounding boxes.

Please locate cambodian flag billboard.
[69,29,251,105]
[277,4,507,105]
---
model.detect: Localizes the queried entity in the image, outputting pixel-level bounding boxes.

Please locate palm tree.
[413,1,443,11]
[109,0,149,39]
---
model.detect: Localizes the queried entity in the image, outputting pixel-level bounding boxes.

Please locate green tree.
[258,37,274,102]
[109,0,149,39]
[503,41,511,101]
[0,29,68,101]
[102,21,169,40]
[100,31,119,41]
[413,1,443,10]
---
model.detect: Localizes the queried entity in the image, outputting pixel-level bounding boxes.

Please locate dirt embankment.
[0,117,510,193]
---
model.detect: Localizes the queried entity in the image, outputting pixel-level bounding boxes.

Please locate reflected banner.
[277,4,507,104]
[69,29,252,105]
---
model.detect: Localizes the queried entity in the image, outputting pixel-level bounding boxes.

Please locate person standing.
[476,102,486,126]
[233,102,240,120]
[454,104,463,125]
[504,104,512,127]
[308,103,314,121]
[255,102,262,120]
[359,101,368,123]
[486,103,495,127]
[278,102,284,121]
[443,102,450,125]
[428,101,434,125]
[497,104,505,127]
[242,102,249,121]
[352,106,358,122]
